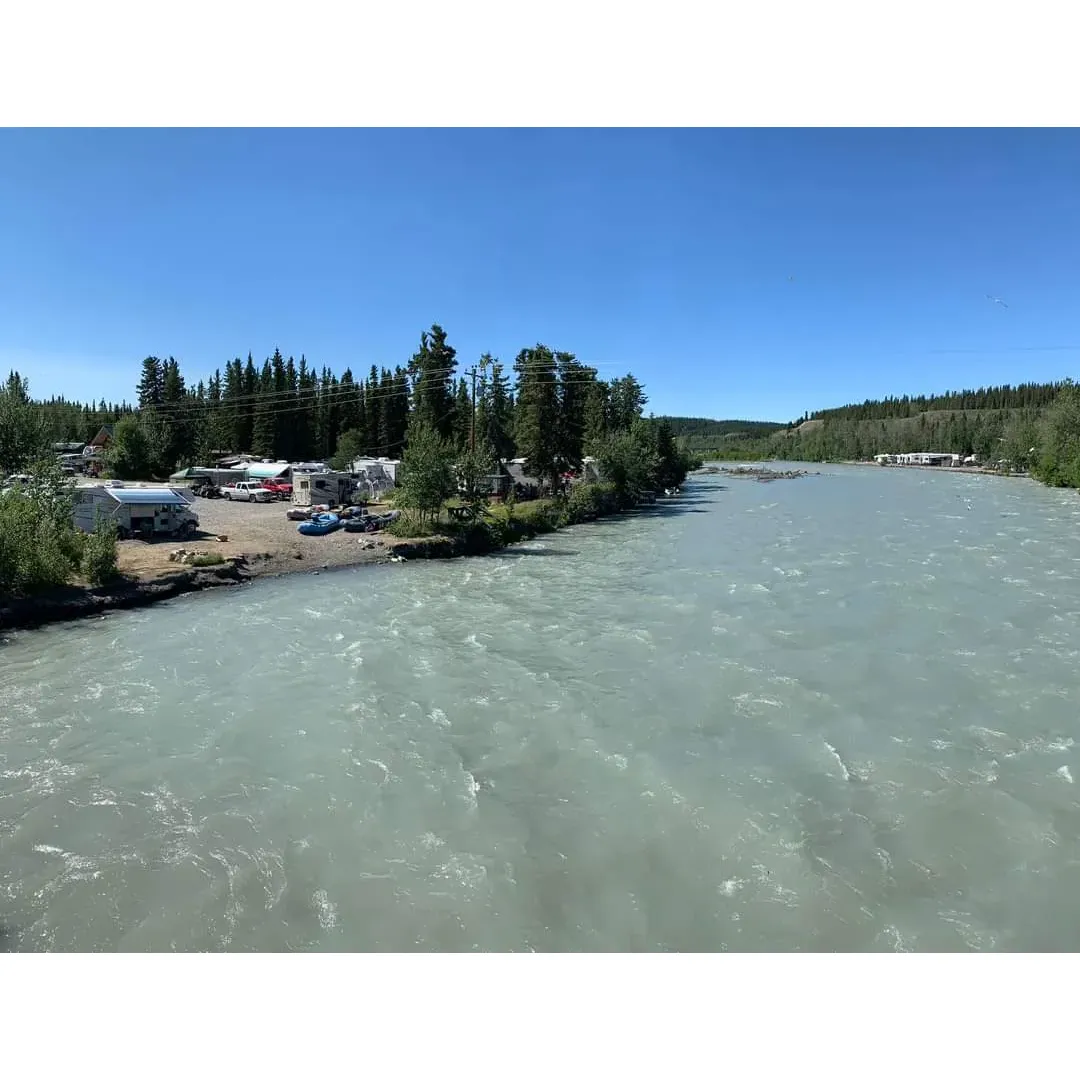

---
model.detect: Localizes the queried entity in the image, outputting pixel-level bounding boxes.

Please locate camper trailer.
[73,485,199,540]
[291,471,357,508]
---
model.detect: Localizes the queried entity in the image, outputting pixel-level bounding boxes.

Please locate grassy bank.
[389,481,654,560]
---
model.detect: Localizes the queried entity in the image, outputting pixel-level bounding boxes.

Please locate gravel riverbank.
[116,495,399,581]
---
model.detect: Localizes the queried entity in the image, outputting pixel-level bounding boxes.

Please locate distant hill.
[773,380,1068,463]
[801,382,1061,424]
[664,382,1070,464]
[661,416,786,454]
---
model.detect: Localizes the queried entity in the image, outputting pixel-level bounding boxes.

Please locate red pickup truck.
[261,479,294,500]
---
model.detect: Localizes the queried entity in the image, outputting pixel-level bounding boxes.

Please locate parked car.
[261,479,294,500]
[104,479,125,488]
[223,481,276,503]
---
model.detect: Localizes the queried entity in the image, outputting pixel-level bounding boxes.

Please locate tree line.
[660,416,785,455]
[18,323,666,483]
[803,381,1062,423]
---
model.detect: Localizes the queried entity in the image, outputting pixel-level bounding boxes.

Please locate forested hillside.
[661,416,788,459]
[665,379,1078,477]
[804,382,1061,423]
[777,407,1041,464]
[762,379,1080,484]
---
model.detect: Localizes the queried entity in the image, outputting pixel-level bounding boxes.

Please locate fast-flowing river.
[2,463,1080,951]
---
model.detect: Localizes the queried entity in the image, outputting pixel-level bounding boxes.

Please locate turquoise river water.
[2,462,1080,951]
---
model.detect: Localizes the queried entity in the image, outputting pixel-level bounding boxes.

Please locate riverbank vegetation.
[0,450,119,596]
[386,401,699,547]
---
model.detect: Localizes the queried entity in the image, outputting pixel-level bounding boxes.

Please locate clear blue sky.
[2,128,1079,423]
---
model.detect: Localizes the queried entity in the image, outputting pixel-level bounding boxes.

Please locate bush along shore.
[392,482,665,562]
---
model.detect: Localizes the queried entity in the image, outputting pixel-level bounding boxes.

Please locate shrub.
[190,553,225,568]
[384,513,439,539]
[0,490,80,595]
[82,514,119,585]
[565,481,620,523]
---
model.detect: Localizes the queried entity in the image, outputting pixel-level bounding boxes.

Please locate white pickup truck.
[223,481,276,503]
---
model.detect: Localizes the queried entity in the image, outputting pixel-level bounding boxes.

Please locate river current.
[2,462,1080,951]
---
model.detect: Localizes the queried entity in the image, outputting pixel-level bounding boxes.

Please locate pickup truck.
[261,479,294,500]
[223,481,276,503]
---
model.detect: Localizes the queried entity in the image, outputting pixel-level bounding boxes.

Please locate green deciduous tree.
[455,442,496,516]
[331,427,367,472]
[104,415,155,480]
[394,422,456,527]
[0,455,84,596]
[1033,380,1080,486]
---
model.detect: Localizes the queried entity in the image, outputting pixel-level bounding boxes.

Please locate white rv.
[73,485,199,540]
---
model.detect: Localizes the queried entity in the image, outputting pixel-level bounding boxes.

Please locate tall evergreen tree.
[409,323,457,441]
[555,351,595,468]
[251,360,277,458]
[366,364,382,456]
[453,377,472,450]
[514,344,561,490]
[583,379,611,452]
[481,357,516,461]
[608,374,648,432]
[136,357,164,410]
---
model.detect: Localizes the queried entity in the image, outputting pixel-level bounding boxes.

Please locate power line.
[142,377,620,430]
[24,360,626,419]
[27,371,618,428]
[29,377,622,441]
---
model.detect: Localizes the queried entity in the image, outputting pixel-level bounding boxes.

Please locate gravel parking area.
[116,494,398,580]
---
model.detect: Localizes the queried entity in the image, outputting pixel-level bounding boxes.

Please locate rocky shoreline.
[0,561,250,635]
[702,465,818,482]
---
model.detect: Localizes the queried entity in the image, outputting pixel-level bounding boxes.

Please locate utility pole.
[465,365,478,452]
[466,355,491,453]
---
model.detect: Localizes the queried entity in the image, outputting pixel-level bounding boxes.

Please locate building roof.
[244,462,291,479]
[506,462,541,485]
[106,488,191,506]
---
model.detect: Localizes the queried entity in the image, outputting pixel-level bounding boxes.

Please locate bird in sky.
[986,294,1008,308]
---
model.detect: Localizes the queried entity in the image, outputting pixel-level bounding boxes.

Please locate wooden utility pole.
[466,355,491,453]
[465,365,478,451]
